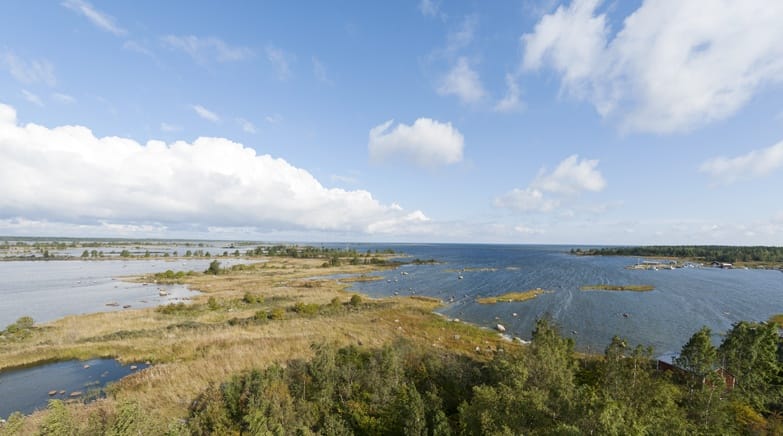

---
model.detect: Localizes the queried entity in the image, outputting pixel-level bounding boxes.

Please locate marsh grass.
[0,256,515,430]
[476,289,550,304]
[580,284,655,292]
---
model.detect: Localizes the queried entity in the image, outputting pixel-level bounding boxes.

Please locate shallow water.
[339,244,783,356]
[0,359,148,418]
[0,258,246,327]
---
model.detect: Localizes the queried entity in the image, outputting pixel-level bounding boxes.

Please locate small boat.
[159,289,168,296]
[458,275,463,280]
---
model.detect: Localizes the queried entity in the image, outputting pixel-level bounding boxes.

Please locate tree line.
[184,319,783,435]
[571,245,783,263]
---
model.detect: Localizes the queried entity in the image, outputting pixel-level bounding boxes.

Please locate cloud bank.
[522,0,783,133]
[0,102,426,235]
[368,118,464,167]
[495,154,606,212]
[700,140,783,184]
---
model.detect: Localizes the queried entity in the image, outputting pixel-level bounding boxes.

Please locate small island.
[476,289,550,304]
[571,245,783,270]
[580,284,655,292]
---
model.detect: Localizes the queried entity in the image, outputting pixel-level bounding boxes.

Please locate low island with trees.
[571,245,783,269]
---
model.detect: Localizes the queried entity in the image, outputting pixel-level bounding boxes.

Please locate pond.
[0,358,148,418]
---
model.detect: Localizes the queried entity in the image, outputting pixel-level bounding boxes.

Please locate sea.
[1,243,783,418]
[1,243,781,358]
[331,244,783,356]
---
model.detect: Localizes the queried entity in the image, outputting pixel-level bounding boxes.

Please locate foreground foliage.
[183,319,783,435]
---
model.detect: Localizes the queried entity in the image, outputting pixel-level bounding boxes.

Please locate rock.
[83,364,90,369]
[59,390,66,395]
[453,335,461,340]
[48,390,57,396]
[69,391,83,398]
[130,365,137,370]
[145,361,151,365]
[496,324,506,332]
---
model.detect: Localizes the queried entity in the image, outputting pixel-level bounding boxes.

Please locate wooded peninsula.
[572,245,783,266]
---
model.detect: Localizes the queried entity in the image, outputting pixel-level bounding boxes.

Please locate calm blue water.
[0,258,247,327]
[0,359,148,418]
[337,244,783,356]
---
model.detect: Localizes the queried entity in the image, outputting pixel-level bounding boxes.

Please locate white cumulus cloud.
[532,154,606,195]
[437,57,485,103]
[700,140,783,184]
[522,0,783,133]
[368,118,464,167]
[494,154,606,213]
[0,102,426,236]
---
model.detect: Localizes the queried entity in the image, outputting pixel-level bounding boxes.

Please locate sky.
[1,0,783,245]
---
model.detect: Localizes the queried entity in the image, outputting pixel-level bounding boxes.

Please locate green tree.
[677,327,730,431]
[677,326,717,378]
[719,321,782,411]
[204,260,221,275]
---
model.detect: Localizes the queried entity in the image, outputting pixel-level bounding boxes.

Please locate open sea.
[332,244,783,356]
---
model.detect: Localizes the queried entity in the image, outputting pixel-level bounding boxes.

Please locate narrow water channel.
[0,359,148,418]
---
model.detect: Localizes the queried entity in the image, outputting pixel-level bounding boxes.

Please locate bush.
[39,400,76,435]
[349,294,363,307]
[292,302,319,316]
[243,292,262,304]
[269,308,286,320]
[207,297,219,311]
[204,260,221,275]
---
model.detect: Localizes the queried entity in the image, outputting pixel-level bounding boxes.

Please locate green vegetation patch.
[476,289,550,304]
[580,284,655,292]
[769,314,783,326]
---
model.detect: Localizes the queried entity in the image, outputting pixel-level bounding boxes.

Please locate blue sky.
[1,0,782,244]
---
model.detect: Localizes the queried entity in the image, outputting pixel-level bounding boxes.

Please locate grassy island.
[580,284,655,292]
[476,289,550,304]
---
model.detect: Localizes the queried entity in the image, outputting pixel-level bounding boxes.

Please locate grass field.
[476,289,550,304]
[0,257,515,431]
[580,284,655,292]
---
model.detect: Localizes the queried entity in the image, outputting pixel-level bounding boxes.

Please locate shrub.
[204,260,221,275]
[269,308,286,320]
[292,302,319,316]
[349,294,363,307]
[207,297,219,310]
[243,292,262,304]
[39,400,76,435]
